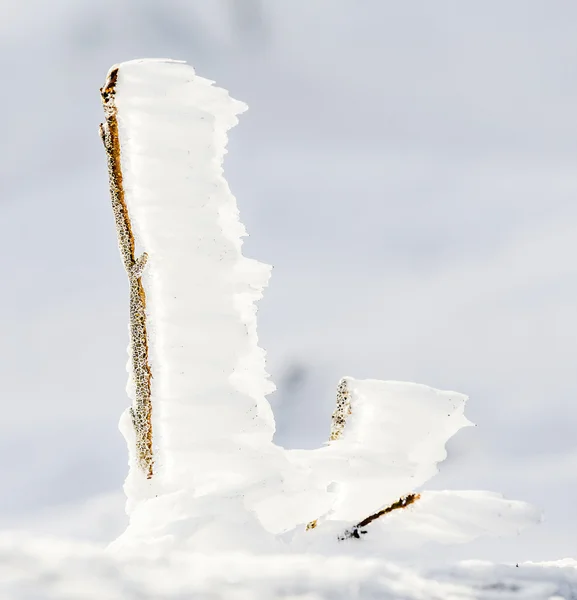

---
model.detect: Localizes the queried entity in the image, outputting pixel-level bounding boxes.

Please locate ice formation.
[100,59,538,554]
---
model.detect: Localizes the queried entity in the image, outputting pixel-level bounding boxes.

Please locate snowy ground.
[1,532,576,599]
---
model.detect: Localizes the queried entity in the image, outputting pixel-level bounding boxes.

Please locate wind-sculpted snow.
[111,59,279,509]
[304,379,474,522]
[103,59,538,554]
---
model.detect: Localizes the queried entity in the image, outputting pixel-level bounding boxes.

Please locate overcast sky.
[1,0,577,564]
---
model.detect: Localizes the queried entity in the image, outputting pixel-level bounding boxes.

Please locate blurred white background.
[1,0,577,563]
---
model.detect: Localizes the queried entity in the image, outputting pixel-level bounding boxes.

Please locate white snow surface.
[108,59,538,555]
[2,532,577,600]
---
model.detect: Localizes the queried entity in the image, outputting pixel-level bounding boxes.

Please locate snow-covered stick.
[99,59,539,554]
[100,60,281,533]
[329,378,352,441]
[339,493,420,540]
[100,67,154,479]
[312,379,423,539]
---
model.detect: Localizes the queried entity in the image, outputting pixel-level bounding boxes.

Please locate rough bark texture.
[100,67,154,479]
[307,380,421,537]
[329,378,352,441]
[339,494,421,540]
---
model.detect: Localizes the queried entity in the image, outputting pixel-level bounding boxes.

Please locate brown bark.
[307,379,421,538]
[339,493,421,540]
[100,66,154,479]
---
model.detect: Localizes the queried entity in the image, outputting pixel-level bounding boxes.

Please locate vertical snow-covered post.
[100,67,154,479]
[100,60,278,524]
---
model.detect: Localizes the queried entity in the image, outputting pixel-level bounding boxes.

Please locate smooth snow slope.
[3,532,577,600]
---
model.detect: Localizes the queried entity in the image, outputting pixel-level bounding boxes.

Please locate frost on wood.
[311,378,474,523]
[310,380,422,536]
[339,493,421,540]
[101,59,278,521]
[329,378,352,441]
[100,66,153,479]
[101,59,539,555]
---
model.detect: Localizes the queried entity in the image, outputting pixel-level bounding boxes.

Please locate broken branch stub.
[307,379,421,538]
[338,493,421,540]
[330,378,352,441]
[100,66,154,480]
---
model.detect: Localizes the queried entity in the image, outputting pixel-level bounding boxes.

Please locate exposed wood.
[339,494,421,540]
[307,379,420,537]
[329,378,352,441]
[100,67,154,479]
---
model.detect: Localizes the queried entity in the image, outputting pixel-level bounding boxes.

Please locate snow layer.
[307,379,474,521]
[114,59,280,503]
[2,533,576,600]
[109,59,538,553]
